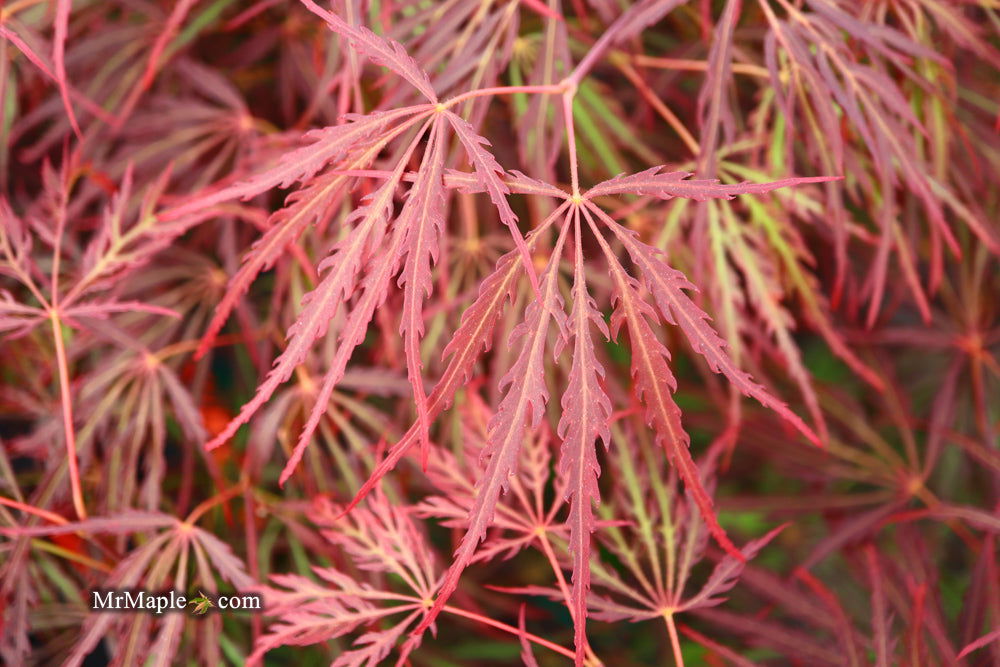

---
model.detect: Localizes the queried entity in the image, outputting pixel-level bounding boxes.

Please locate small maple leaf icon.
[188,591,215,615]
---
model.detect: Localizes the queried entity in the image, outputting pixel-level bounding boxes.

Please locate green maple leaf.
[189,591,215,615]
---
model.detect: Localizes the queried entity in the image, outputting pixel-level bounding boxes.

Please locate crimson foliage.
[1,1,998,665]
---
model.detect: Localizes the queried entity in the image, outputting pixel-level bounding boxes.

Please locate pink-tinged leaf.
[695,0,741,174]
[115,0,200,127]
[556,209,611,665]
[250,493,435,665]
[157,364,208,444]
[0,200,35,269]
[335,610,422,667]
[192,527,254,589]
[445,110,541,295]
[300,0,437,102]
[595,204,821,447]
[583,204,743,562]
[417,421,564,565]
[609,0,689,45]
[62,300,180,320]
[148,610,186,667]
[312,494,438,600]
[0,512,176,538]
[680,524,786,611]
[250,569,421,664]
[413,215,571,637]
[958,629,1000,660]
[585,166,839,201]
[278,199,411,486]
[53,0,83,140]
[274,118,439,481]
[164,106,428,221]
[193,108,430,357]
[205,158,412,454]
[340,253,520,514]
[0,293,44,337]
[676,624,757,667]
[864,546,892,667]
[193,170,350,359]
[0,24,114,126]
[398,119,447,468]
[340,202,570,516]
[62,532,176,667]
[446,168,569,199]
[518,604,540,667]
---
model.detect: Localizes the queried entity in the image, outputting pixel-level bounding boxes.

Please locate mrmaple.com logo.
[90,589,261,615]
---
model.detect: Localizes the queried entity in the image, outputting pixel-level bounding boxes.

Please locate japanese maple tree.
[1,0,997,665]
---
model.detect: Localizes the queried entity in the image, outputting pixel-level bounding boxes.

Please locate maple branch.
[538,528,601,665]
[183,481,249,527]
[565,0,682,88]
[663,612,685,667]
[563,88,580,196]
[537,530,574,610]
[441,605,575,660]
[632,54,769,78]
[32,537,113,573]
[339,201,571,519]
[48,168,86,520]
[566,16,623,88]
[0,24,116,126]
[51,309,86,520]
[0,228,49,310]
[0,496,69,525]
[443,83,566,109]
[53,0,84,141]
[614,59,700,156]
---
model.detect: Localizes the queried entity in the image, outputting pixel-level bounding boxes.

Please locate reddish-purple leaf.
[413,214,571,637]
[445,110,541,295]
[680,525,787,611]
[300,0,438,102]
[277,197,412,486]
[958,629,1000,660]
[594,203,821,447]
[164,107,429,222]
[865,546,892,667]
[518,604,540,667]
[251,493,435,665]
[62,300,179,321]
[556,208,612,665]
[204,153,416,454]
[340,202,570,516]
[398,119,447,468]
[585,166,838,201]
[584,204,743,561]
[193,170,350,359]
[53,0,83,140]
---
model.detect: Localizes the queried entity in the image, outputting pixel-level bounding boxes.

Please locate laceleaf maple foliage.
[0,0,997,666]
